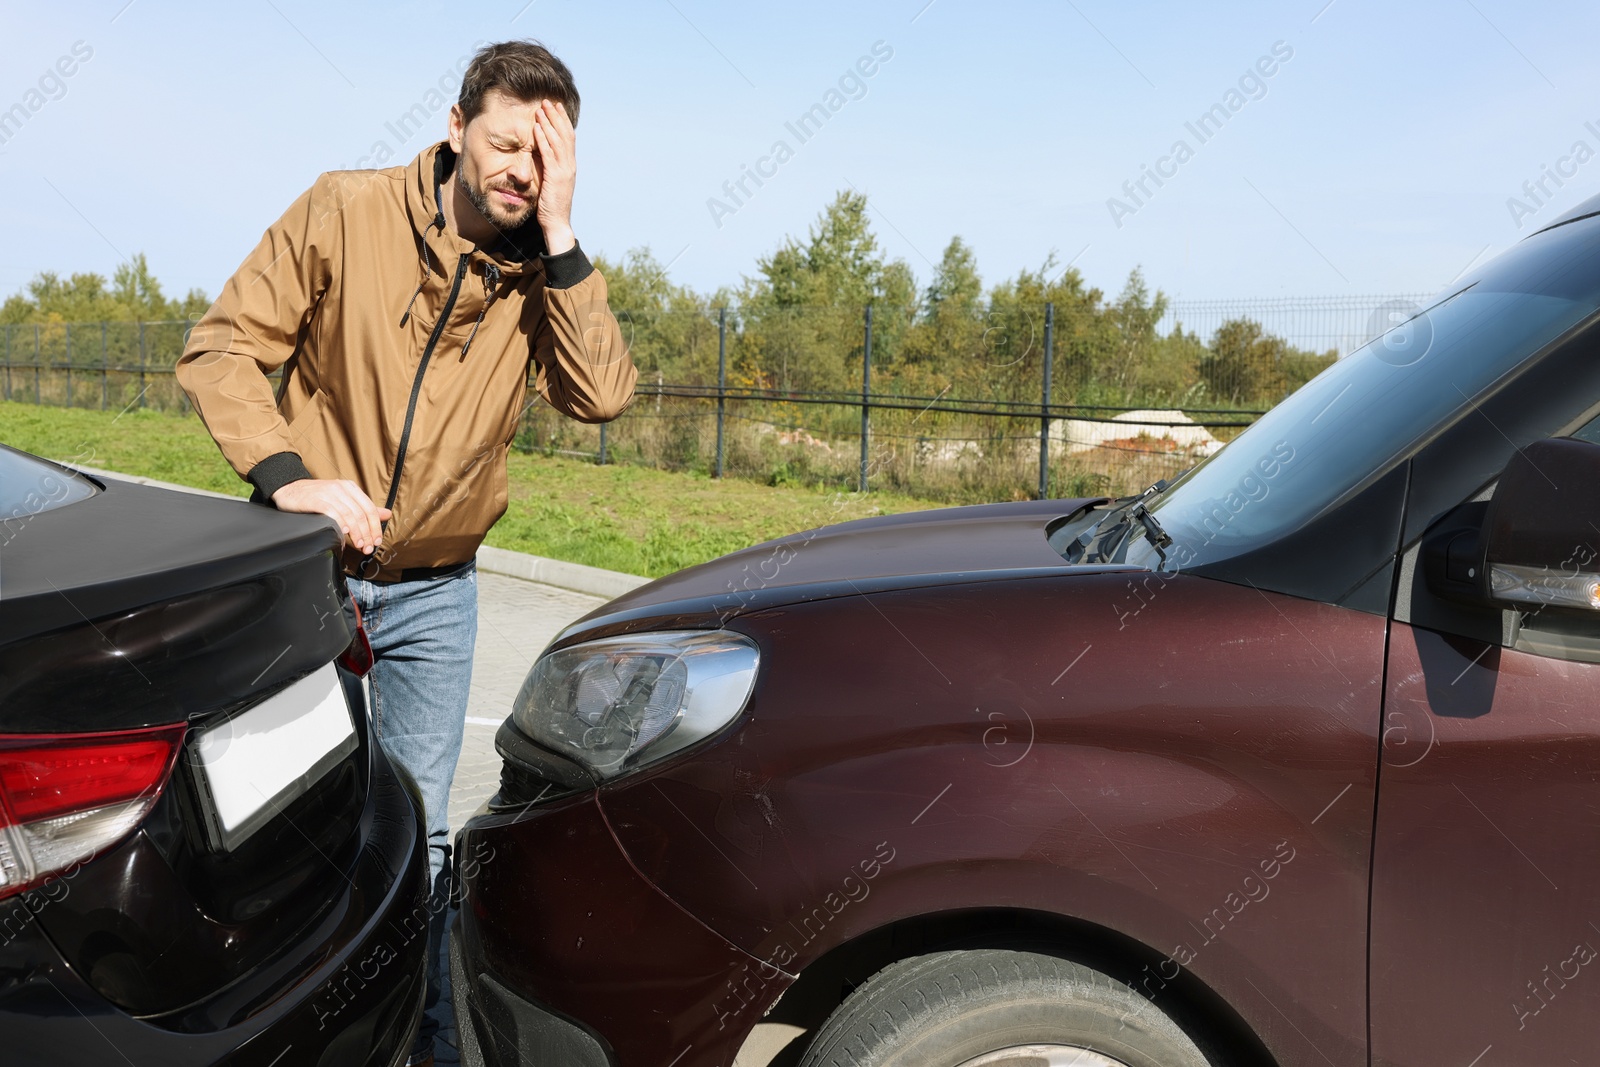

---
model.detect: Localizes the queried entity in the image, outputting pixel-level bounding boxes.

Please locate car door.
[1370,418,1600,1066]
[1371,620,1600,1066]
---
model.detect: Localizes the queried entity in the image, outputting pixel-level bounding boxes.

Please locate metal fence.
[0,295,1423,503]
[1159,294,1431,358]
[1,320,196,413]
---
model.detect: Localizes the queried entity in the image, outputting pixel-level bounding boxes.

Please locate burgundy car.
[451,195,1600,1067]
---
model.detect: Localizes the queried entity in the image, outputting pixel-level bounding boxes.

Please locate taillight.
[0,724,185,899]
[338,598,374,677]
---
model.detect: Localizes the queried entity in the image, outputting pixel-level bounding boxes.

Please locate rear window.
[0,447,99,525]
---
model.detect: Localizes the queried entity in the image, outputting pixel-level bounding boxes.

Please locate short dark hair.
[458,40,580,126]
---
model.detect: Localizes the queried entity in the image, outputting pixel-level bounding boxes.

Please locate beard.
[458,165,536,231]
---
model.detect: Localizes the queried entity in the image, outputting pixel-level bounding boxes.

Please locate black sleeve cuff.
[541,240,594,289]
[246,451,313,505]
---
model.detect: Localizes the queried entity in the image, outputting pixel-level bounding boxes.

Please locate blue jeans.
[346,559,477,1061]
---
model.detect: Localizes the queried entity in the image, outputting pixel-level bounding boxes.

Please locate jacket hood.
[405,141,547,276]
[558,497,1123,644]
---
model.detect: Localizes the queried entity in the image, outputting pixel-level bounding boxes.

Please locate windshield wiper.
[1066,479,1173,565]
[1129,501,1172,565]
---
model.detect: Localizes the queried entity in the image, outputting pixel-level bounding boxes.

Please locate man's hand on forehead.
[532,98,577,255]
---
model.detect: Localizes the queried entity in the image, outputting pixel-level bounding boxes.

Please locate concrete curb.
[69,463,652,601]
[474,545,650,600]
[72,464,242,501]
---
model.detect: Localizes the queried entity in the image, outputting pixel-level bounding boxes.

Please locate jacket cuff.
[541,240,594,289]
[246,451,313,505]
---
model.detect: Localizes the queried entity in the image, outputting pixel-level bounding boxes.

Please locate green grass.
[0,403,942,577]
[0,403,257,498]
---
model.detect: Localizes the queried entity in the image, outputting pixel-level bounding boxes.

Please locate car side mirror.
[1481,437,1600,611]
[1428,437,1600,612]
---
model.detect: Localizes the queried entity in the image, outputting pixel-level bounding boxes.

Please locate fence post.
[138,322,146,408]
[598,422,608,465]
[1038,302,1055,499]
[859,305,872,493]
[34,324,40,404]
[100,322,107,410]
[715,307,727,479]
[3,324,10,402]
[65,323,72,407]
[179,319,192,415]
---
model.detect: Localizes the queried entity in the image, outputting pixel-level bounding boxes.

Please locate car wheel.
[798,949,1211,1067]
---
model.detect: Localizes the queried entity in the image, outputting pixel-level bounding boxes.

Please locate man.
[177,40,636,1066]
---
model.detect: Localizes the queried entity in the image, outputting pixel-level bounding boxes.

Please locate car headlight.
[511,630,760,778]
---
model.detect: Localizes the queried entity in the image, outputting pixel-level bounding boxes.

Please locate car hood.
[559,497,1123,644]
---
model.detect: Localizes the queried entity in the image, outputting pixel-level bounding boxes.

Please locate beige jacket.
[177,141,636,580]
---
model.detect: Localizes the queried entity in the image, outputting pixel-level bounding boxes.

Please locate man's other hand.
[271,479,392,554]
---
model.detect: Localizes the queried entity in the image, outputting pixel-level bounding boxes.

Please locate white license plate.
[192,663,358,850]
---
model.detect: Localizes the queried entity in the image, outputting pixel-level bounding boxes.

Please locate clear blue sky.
[4,0,1598,308]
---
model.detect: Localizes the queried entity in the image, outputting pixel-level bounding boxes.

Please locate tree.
[0,253,208,325]
[1103,268,1169,393]
[756,190,895,308]
[981,256,1116,405]
[591,247,721,382]
[896,237,983,384]
[738,191,915,396]
[1198,318,1289,406]
[923,236,983,318]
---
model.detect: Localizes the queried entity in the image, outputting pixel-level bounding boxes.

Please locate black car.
[0,446,428,1066]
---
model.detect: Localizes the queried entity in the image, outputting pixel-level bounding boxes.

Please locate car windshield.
[1129,218,1600,570]
[0,447,98,527]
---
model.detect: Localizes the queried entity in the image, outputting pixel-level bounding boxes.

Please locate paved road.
[449,571,605,833]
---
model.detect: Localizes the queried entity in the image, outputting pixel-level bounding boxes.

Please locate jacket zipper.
[384,252,471,517]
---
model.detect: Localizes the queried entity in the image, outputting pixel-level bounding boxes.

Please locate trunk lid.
[0,466,378,1020]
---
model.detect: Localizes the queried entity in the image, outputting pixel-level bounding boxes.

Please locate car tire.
[798,949,1212,1067]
